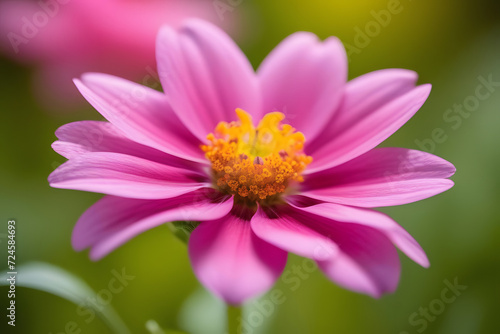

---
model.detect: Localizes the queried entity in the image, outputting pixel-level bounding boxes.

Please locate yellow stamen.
[201,109,312,202]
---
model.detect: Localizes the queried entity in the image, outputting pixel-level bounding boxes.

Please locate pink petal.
[302,148,455,207]
[288,201,429,268]
[156,20,259,140]
[52,121,201,170]
[72,189,233,260]
[189,209,287,305]
[317,225,400,298]
[49,152,208,199]
[258,32,347,140]
[251,206,338,260]
[283,203,403,297]
[306,69,430,172]
[73,73,205,163]
[309,69,418,146]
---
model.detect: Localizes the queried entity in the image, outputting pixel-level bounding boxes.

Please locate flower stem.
[227,305,242,334]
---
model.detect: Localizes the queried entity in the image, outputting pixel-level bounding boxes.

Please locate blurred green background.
[1,0,499,333]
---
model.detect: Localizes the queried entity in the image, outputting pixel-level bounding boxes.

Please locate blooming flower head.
[49,20,455,305]
[0,0,231,109]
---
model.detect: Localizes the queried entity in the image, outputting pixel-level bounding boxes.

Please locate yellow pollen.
[201,109,312,202]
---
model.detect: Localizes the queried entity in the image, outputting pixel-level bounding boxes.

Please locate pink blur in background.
[0,0,235,110]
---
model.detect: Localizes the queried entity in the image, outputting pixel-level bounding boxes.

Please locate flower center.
[201,109,312,203]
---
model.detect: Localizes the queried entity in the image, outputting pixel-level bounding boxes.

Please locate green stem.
[227,305,242,334]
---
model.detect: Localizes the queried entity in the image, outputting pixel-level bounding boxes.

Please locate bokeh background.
[1,0,499,333]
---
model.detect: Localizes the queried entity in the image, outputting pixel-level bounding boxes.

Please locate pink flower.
[0,0,232,109]
[49,20,455,305]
